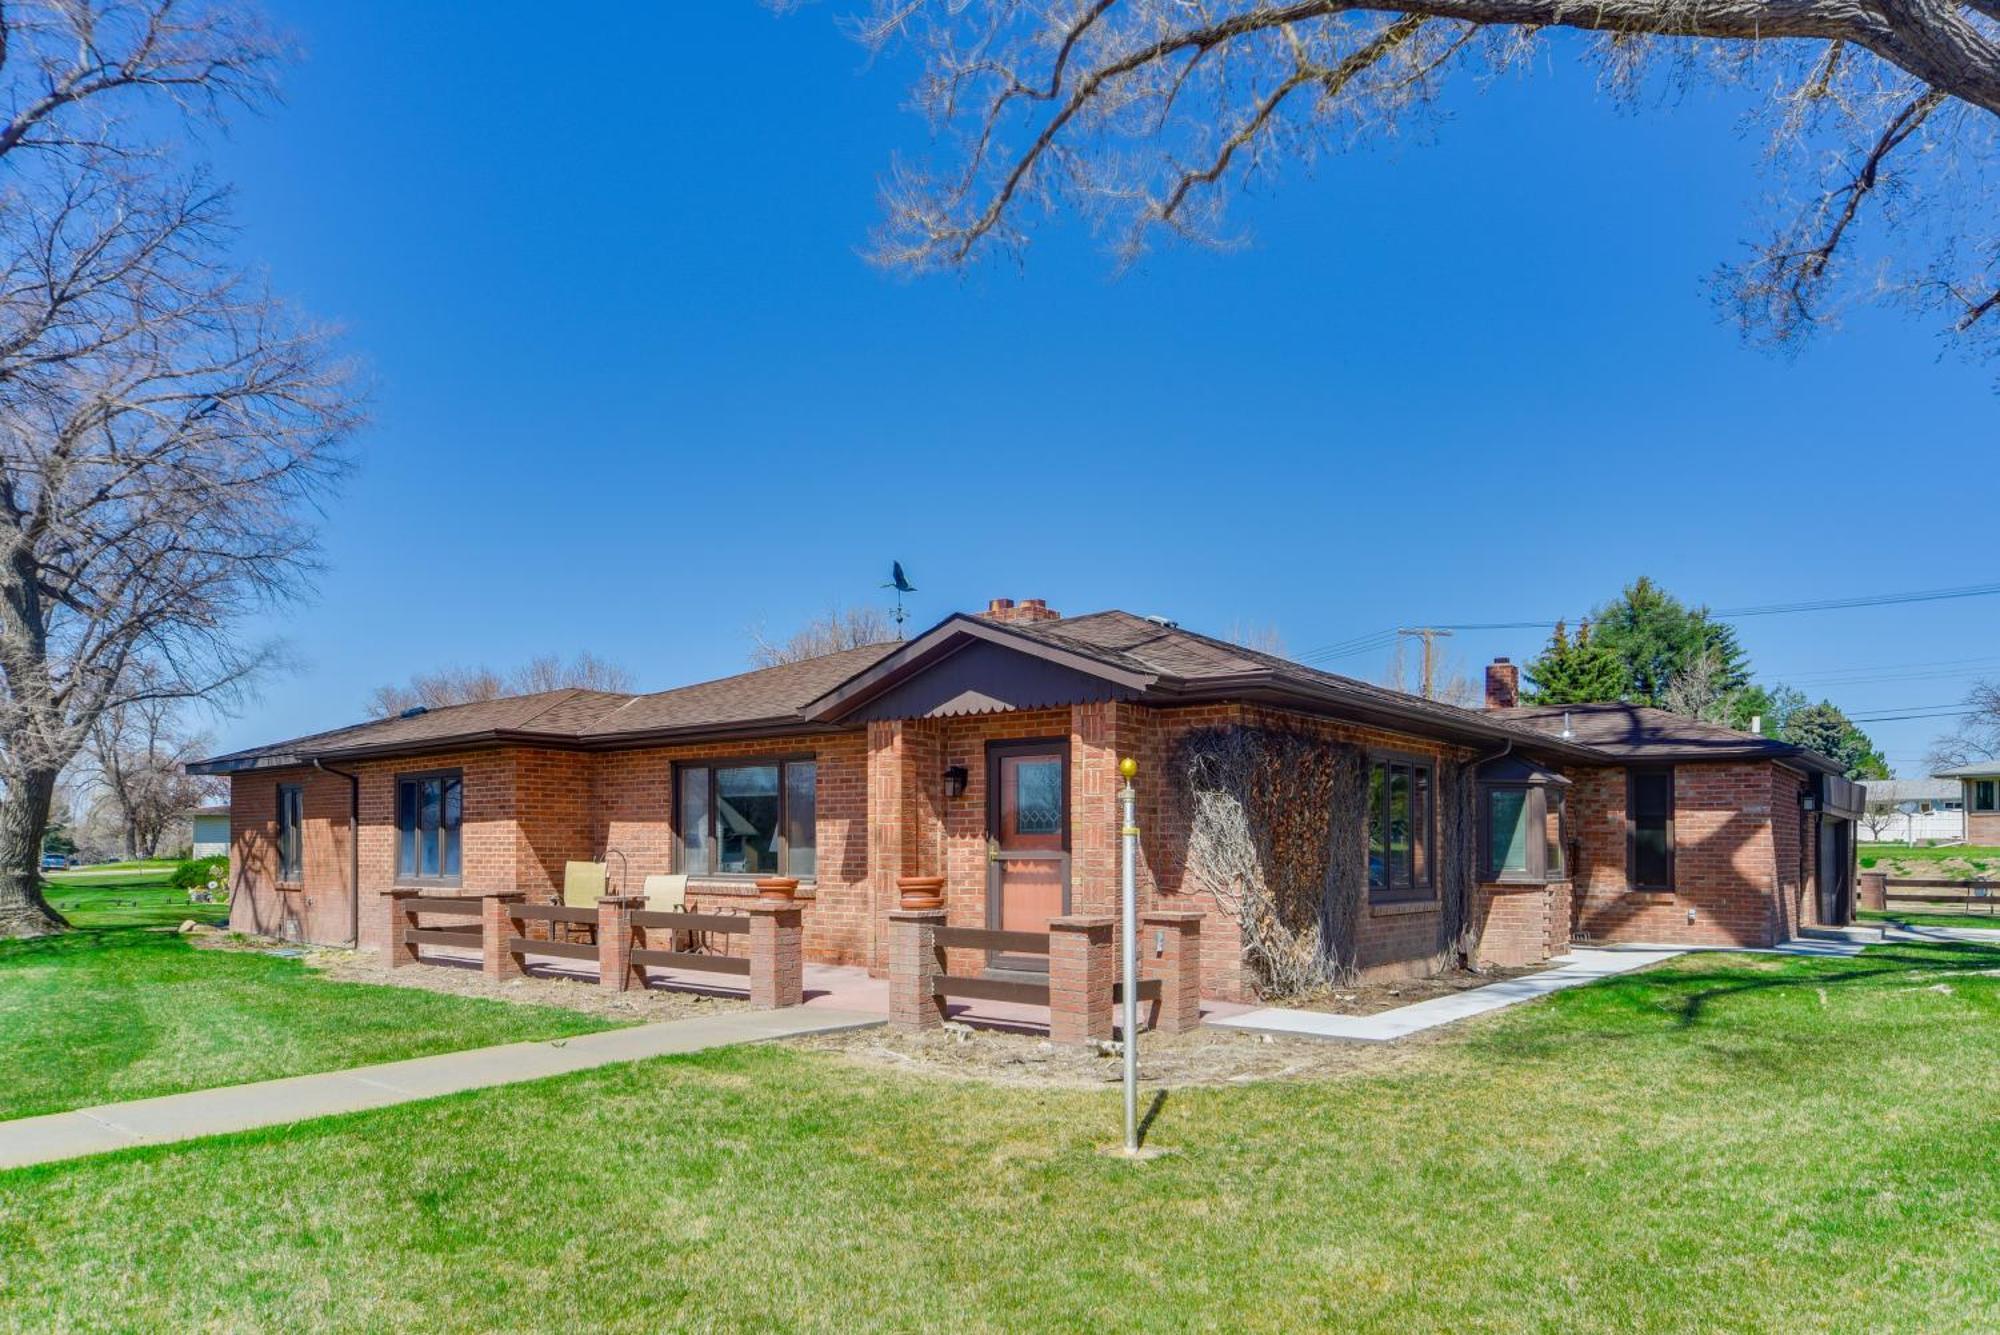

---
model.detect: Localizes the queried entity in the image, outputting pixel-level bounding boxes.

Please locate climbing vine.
[1172,724,1476,996]
[1170,725,1369,996]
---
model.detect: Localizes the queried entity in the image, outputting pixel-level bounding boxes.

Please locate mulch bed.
[1274,963,1550,1015]
[800,1022,1433,1090]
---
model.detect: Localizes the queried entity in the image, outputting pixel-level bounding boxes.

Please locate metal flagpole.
[1120,756,1139,1155]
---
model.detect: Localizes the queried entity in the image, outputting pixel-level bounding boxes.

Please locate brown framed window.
[675,758,817,879]
[1368,757,1434,901]
[1482,784,1568,883]
[276,783,304,883]
[395,769,462,886]
[1627,767,1675,891]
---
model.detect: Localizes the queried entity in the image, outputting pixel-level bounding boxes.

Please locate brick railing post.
[744,901,805,1009]
[597,894,646,991]
[480,891,528,980]
[889,908,948,1032]
[1140,910,1204,1034]
[1048,915,1116,1046]
[1858,871,1888,913]
[381,889,420,968]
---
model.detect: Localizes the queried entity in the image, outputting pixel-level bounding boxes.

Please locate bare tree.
[1659,647,1733,722]
[1928,679,2000,770]
[832,1,2000,365]
[0,2,359,937]
[1223,620,1288,656]
[365,653,637,719]
[84,686,221,859]
[749,605,898,667]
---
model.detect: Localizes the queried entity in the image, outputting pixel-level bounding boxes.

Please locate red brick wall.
[591,731,870,966]
[1968,810,2000,844]
[229,766,354,944]
[1569,760,1787,947]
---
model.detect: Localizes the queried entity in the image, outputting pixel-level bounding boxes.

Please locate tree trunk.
[0,766,69,937]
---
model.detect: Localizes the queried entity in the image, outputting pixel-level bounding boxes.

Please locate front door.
[986,740,1069,972]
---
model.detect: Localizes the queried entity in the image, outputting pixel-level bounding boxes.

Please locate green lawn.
[0,930,618,1121]
[2,941,1998,1330]
[1858,843,2000,874]
[42,862,228,931]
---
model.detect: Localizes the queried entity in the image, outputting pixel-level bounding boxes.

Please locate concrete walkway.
[0,1006,882,1173]
[1209,947,1686,1043]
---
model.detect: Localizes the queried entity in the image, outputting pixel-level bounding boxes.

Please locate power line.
[1297,580,2000,673]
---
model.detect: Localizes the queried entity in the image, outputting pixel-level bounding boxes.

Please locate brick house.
[191,600,1864,1001]
[1933,762,2000,843]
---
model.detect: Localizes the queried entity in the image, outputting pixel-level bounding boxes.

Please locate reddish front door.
[987,740,1069,972]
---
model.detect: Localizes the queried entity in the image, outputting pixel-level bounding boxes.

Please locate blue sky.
[198,2,1997,773]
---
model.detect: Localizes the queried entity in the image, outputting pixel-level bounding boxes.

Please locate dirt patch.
[1268,963,1549,1016]
[194,934,749,1023]
[800,1022,1431,1090]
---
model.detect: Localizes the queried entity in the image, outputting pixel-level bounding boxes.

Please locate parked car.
[39,853,72,870]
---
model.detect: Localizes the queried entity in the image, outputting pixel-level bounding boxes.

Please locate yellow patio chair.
[642,873,693,954]
[559,860,609,944]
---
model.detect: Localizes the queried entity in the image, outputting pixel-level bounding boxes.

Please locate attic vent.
[1143,614,1179,628]
[398,705,429,719]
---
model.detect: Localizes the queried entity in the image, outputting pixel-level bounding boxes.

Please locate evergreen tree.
[1782,702,1891,780]
[1589,576,1749,705]
[1523,620,1627,704]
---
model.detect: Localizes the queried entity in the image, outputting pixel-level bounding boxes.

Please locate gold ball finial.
[1118,757,1138,780]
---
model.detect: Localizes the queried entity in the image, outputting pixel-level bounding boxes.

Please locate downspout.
[1457,740,1513,967]
[313,758,363,947]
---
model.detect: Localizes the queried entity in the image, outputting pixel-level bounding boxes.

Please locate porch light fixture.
[943,764,969,799]
[1801,793,1819,812]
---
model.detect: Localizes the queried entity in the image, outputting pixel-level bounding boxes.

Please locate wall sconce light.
[1800,793,1819,812]
[943,765,969,799]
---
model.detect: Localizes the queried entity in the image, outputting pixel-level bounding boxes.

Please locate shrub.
[1858,855,1877,869]
[170,856,229,890]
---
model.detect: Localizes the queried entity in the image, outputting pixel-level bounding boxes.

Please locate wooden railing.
[1883,878,2000,916]
[629,909,752,977]
[926,925,1161,1007]
[506,903,599,962]
[398,896,481,951]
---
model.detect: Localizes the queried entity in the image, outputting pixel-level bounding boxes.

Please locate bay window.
[1478,755,1571,884]
[676,758,817,878]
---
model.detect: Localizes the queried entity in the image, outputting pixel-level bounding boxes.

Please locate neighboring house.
[188,806,232,859]
[189,599,1862,999]
[1856,780,1964,844]
[1932,762,2000,844]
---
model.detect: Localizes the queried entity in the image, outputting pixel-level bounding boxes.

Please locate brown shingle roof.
[197,610,1834,775]
[1491,703,1842,771]
[580,641,900,739]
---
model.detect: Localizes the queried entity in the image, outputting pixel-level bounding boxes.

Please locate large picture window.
[1627,767,1675,892]
[1367,757,1434,901]
[276,783,304,883]
[1974,779,1999,813]
[676,758,817,878]
[395,770,463,885]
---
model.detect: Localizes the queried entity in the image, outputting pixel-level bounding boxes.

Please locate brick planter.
[1858,871,1887,913]
[888,908,948,1032]
[744,901,805,1009]
[1048,915,1115,1045]
[1140,910,1204,1034]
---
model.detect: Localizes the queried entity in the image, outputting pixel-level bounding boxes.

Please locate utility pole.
[1396,627,1455,700]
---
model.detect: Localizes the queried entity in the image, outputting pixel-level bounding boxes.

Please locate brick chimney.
[980,597,1061,625]
[1484,657,1519,711]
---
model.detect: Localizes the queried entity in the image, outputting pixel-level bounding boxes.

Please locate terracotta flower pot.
[755,876,800,902]
[898,874,946,910]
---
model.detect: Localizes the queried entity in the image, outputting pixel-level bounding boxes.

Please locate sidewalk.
[1209,947,1686,1043]
[0,1006,882,1173]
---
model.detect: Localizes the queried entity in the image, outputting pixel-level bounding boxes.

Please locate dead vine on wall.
[1171,726,1368,996]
